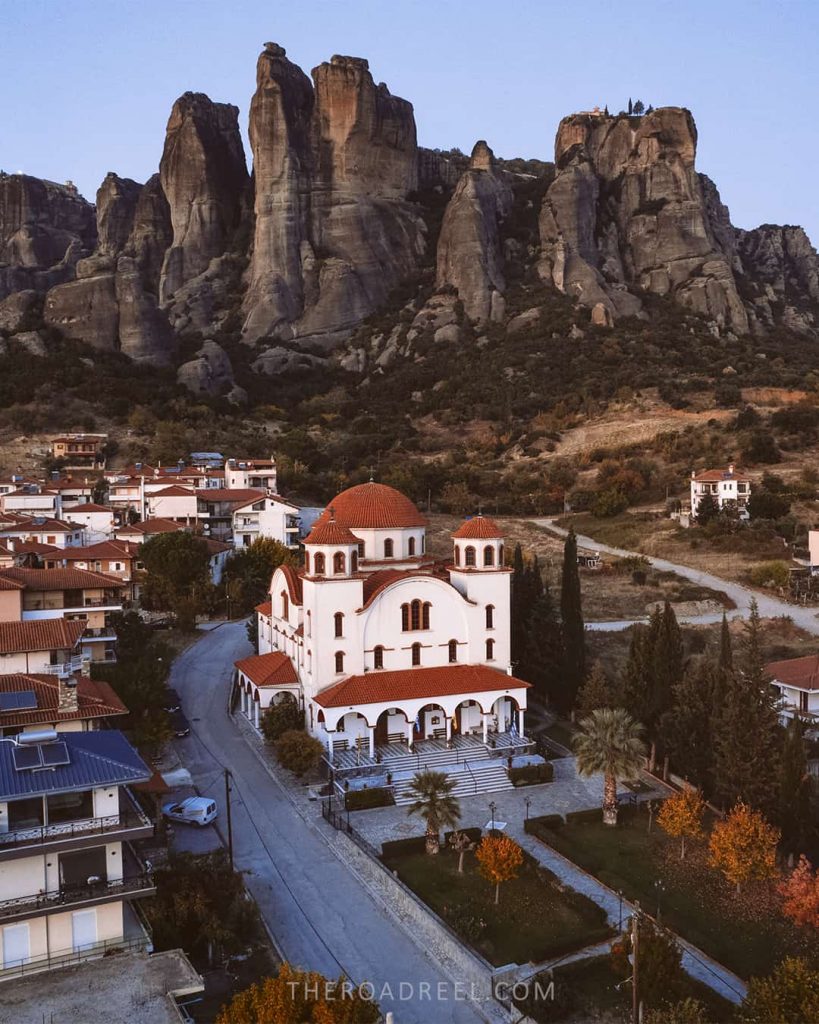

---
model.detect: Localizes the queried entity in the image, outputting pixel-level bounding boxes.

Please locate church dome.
[317,482,426,530]
[452,514,503,539]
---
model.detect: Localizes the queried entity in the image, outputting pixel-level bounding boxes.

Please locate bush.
[510,763,555,786]
[748,561,791,588]
[276,729,324,776]
[382,826,482,860]
[566,808,606,825]
[344,786,395,811]
[592,487,630,517]
[260,698,303,743]
[524,814,564,835]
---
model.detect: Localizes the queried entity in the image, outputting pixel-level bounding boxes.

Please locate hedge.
[381,826,483,860]
[509,763,554,787]
[565,807,604,826]
[344,786,395,812]
[524,814,564,835]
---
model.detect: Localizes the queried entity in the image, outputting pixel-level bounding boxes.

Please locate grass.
[382,846,612,967]
[527,813,811,980]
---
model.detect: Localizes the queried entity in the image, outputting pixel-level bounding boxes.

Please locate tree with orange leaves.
[216,963,379,1024]
[657,788,706,860]
[475,834,524,904]
[778,855,819,931]
[708,802,779,893]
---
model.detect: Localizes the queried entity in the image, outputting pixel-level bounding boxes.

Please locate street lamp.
[489,800,497,833]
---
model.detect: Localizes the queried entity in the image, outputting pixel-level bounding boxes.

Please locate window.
[314,553,325,575]
[411,643,421,667]
[47,790,93,825]
[8,796,43,831]
[448,640,458,663]
[485,638,495,661]
[464,546,476,567]
[408,537,416,556]
[410,599,421,630]
[422,602,431,630]
[499,543,504,565]
[334,612,344,638]
[384,538,394,559]
[304,552,310,573]
[333,551,346,574]
[335,651,344,673]
[401,603,409,631]
[357,541,365,559]
[307,610,312,637]
[483,545,495,566]
[281,591,289,619]
[486,604,495,629]
[454,545,460,566]
[374,645,384,669]
[351,551,359,573]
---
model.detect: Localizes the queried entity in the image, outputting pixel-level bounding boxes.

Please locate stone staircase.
[391,757,513,805]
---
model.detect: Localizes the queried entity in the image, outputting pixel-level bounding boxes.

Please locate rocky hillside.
[1,42,818,409]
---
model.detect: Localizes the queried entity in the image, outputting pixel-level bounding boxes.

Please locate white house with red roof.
[767,654,819,733]
[232,493,301,550]
[690,464,751,517]
[237,482,531,795]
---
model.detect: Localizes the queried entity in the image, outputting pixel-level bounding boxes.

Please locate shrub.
[509,763,555,786]
[276,730,324,776]
[748,561,791,588]
[566,808,606,825]
[344,786,395,811]
[381,836,427,859]
[592,487,629,518]
[261,699,303,743]
[524,814,564,835]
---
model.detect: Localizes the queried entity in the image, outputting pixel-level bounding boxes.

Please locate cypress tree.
[719,612,733,674]
[560,528,586,709]
[622,621,652,720]
[523,583,564,707]
[649,600,684,735]
[665,657,718,791]
[510,543,529,673]
[777,716,812,854]
[713,600,782,813]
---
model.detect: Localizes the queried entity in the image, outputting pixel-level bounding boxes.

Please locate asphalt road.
[170,621,486,1024]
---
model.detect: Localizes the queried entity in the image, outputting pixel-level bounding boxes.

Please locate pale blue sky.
[3,0,818,244]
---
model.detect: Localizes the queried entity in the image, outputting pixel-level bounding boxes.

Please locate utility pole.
[224,767,234,869]
[631,902,640,1024]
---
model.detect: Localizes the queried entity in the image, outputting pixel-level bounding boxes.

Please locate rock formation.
[736,224,819,334]
[242,44,425,345]
[159,92,249,302]
[436,141,512,323]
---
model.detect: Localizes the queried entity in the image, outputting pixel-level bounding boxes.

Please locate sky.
[3,0,819,244]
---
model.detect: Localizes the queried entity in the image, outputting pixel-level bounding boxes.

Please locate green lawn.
[528,815,809,980]
[383,847,612,967]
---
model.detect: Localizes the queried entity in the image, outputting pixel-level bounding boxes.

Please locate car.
[162,796,218,827]
[170,710,190,738]
[164,689,182,713]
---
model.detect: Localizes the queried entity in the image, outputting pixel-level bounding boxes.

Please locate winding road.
[170,621,487,1024]
[536,519,819,635]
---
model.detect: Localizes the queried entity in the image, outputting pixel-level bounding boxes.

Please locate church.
[234,482,530,766]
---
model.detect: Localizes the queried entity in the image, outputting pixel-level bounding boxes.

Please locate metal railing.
[42,654,90,677]
[0,931,152,982]
[0,872,156,921]
[0,805,152,852]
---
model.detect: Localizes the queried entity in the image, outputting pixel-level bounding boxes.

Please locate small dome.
[452,515,503,539]
[303,519,359,546]
[316,482,426,530]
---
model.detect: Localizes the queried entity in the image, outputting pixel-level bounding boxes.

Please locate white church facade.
[234,482,530,764]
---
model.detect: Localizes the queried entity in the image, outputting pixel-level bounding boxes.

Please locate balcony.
[0,790,153,860]
[41,655,91,679]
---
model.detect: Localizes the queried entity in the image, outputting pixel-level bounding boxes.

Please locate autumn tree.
[475,834,524,904]
[448,829,477,873]
[644,999,709,1024]
[709,802,780,892]
[657,788,706,859]
[778,856,819,931]
[739,957,819,1023]
[216,963,379,1024]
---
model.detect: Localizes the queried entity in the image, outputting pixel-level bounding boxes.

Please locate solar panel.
[0,691,38,712]
[12,745,42,770]
[40,742,70,767]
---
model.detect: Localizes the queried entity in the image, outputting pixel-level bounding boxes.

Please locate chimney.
[728,463,735,475]
[58,671,79,714]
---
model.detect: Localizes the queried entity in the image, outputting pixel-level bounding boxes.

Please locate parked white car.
[162,796,218,827]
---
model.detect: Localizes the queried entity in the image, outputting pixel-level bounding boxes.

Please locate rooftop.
[0,567,125,591]
[452,514,504,540]
[766,654,819,691]
[0,672,127,726]
[304,518,359,546]
[235,650,299,688]
[315,481,426,530]
[0,618,86,655]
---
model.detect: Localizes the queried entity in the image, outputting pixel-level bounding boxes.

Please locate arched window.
[499,543,504,565]
[408,537,416,556]
[411,643,421,667]
[486,604,495,629]
[351,550,359,573]
[334,612,344,638]
[485,638,495,661]
[384,538,394,559]
[307,610,312,637]
[335,651,344,673]
[464,545,476,567]
[422,602,431,630]
[357,541,365,559]
[483,545,495,566]
[410,599,422,630]
[401,603,409,632]
[333,551,346,575]
[314,552,326,575]
[454,545,460,566]
[281,591,289,619]
[448,640,458,663]
[304,551,310,573]
[374,645,384,670]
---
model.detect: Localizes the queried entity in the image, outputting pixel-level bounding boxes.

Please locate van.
[162,796,218,827]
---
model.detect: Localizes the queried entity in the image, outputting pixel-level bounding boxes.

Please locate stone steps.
[392,760,512,805]
[379,744,494,772]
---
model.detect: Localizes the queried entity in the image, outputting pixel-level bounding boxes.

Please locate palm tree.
[406,770,461,854]
[573,708,647,825]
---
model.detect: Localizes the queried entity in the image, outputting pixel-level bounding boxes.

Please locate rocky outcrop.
[736,225,819,333]
[159,92,249,302]
[242,44,425,346]
[436,141,512,322]
[177,339,246,403]
[417,147,468,190]
[96,174,141,256]
[538,108,748,331]
[0,290,40,334]
[0,173,96,271]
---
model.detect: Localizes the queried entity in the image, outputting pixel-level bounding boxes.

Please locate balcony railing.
[23,598,122,611]
[0,803,152,853]
[82,626,117,639]
[42,654,90,678]
[0,872,156,921]
[0,931,152,982]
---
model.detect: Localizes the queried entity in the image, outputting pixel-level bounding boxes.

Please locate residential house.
[59,543,142,603]
[809,530,819,574]
[0,487,63,520]
[232,494,301,550]
[111,519,184,545]
[196,489,266,541]
[50,434,108,470]
[46,478,96,509]
[767,654,819,733]
[225,457,277,493]
[0,516,84,550]
[204,539,232,586]
[0,730,155,977]
[0,620,87,678]
[0,669,126,737]
[61,505,116,544]
[145,486,199,525]
[690,464,751,518]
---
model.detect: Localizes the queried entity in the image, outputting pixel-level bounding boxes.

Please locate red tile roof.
[316,482,426,530]
[0,619,86,654]
[195,488,267,503]
[766,654,819,691]
[70,503,114,513]
[255,601,272,617]
[361,569,425,609]
[315,664,529,708]
[0,567,125,590]
[10,542,62,557]
[692,467,750,482]
[232,493,298,512]
[0,517,79,534]
[234,651,298,688]
[279,565,303,606]
[0,673,127,726]
[61,541,139,561]
[452,515,504,540]
[304,519,359,546]
[204,539,232,555]
[116,518,184,536]
[151,485,196,497]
